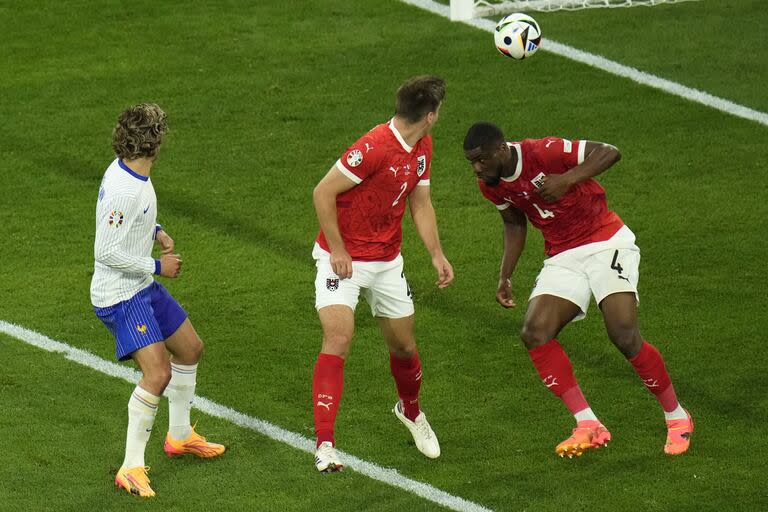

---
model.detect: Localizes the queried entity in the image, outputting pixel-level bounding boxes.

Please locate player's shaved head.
[463,122,506,152]
[112,103,168,160]
[395,75,445,124]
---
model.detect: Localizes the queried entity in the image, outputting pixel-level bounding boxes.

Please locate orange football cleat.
[556,420,611,458]
[664,410,693,455]
[164,425,225,459]
[115,466,155,497]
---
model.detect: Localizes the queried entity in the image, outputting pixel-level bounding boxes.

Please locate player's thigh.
[376,315,416,357]
[164,318,204,364]
[131,341,172,393]
[314,257,366,312]
[364,256,414,319]
[149,281,189,339]
[599,291,643,357]
[522,294,583,347]
[586,246,640,307]
[318,305,355,357]
[94,287,165,362]
[529,258,592,322]
[147,282,199,362]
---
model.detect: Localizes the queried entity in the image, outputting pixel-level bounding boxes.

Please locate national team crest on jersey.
[136,323,147,334]
[530,172,546,189]
[347,149,363,168]
[108,210,124,227]
[326,278,339,291]
[416,155,426,177]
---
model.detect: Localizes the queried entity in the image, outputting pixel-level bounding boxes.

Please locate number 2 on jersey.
[392,182,408,207]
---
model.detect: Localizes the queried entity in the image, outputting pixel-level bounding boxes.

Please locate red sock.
[390,352,422,421]
[528,339,590,414]
[629,341,678,412]
[313,353,345,447]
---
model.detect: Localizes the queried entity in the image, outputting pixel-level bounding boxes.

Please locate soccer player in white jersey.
[91,103,224,497]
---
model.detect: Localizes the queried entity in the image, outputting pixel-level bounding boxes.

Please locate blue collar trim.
[118,159,149,182]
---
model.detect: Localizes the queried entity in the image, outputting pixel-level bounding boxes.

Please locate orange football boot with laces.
[664,410,693,455]
[556,420,612,458]
[115,466,155,497]
[163,424,225,458]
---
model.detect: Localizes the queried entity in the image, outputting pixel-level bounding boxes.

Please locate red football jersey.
[479,137,623,256]
[316,120,432,261]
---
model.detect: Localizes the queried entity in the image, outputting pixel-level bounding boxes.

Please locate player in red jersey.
[311,76,454,473]
[463,122,693,457]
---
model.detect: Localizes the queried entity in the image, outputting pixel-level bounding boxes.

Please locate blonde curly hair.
[112,103,168,160]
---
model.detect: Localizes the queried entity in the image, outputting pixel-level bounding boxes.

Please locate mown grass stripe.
[0,320,493,512]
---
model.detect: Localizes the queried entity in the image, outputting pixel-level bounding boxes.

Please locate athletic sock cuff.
[318,353,345,368]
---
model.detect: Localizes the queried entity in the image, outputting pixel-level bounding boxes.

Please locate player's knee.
[608,327,642,358]
[190,338,204,363]
[144,366,172,394]
[521,321,551,349]
[390,341,417,359]
[322,333,352,359]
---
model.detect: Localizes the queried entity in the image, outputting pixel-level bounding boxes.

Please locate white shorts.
[530,225,640,321]
[313,244,415,318]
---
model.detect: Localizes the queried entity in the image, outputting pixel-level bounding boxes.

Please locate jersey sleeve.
[478,180,510,210]
[538,137,586,173]
[417,136,432,187]
[94,194,156,275]
[335,134,383,184]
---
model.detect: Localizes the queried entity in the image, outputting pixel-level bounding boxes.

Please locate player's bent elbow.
[312,183,328,206]
[94,248,116,264]
[607,145,621,164]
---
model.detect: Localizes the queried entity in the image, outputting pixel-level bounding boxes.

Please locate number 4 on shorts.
[610,250,623,274]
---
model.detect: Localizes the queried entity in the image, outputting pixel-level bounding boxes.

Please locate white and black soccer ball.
[494,13,542,60]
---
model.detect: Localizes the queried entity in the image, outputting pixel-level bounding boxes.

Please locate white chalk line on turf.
[399,0,768,128]
[0,320,493,512]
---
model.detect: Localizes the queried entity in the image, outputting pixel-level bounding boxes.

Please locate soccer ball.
[494,13,542,60]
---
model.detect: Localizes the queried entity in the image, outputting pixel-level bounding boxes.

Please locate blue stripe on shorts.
[94,281,188,361]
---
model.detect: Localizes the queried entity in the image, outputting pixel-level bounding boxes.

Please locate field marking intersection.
[0,320,493,512]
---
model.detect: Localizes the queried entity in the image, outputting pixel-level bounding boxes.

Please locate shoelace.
[125,467,151,487]
[415,416,433,439]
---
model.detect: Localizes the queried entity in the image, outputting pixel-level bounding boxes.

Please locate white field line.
[0,320,493,512]
[399,0,768,127]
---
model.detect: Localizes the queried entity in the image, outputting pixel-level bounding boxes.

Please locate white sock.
[123,385,160,469]
[167,362,198,440]
[664,403,688,421]
[574,407,599,422]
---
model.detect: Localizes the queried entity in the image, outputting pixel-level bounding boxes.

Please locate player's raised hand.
[160,253,182,278]
[432,254,454,289]
[156,229,174,254]
[330,248,353,279]
[496,278,516,308]
[538,173,573,202]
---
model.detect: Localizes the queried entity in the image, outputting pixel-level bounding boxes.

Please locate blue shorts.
[94,281,188,361]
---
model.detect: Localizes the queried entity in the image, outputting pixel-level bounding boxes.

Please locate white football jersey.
[90,158,158,307]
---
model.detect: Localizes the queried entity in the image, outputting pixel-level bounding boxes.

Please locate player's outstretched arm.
[496,206,527,308]
[408,185,454,289]
[538,141,621,202]
[313,164,358,279]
